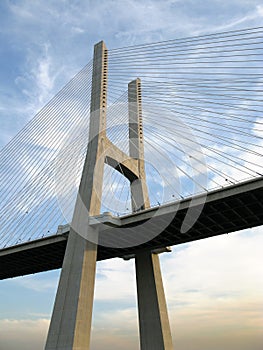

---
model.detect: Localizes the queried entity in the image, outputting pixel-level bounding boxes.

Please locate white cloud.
[91,307,139,350]
[21,43,59,112]
[9,273,59,292]
[196,1,263,34]
[8,2,35,20]
[162,228,263,298]
[1,1,263,349]
[95,258,137,301]
[1,228,262,350]
[0,319,49,350]
[257,5,263,16]
[71,26,85,34]
[94,228,263,349]
[93,228,263,308]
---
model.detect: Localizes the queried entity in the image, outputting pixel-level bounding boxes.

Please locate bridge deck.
[1,177,263,279]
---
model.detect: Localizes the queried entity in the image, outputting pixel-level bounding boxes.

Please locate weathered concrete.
[44,230,98,350]
[128,79,150,211]
[45,41,108,350]
[45,41,155,350]
[135,251,173,350]
[128,79,173,349]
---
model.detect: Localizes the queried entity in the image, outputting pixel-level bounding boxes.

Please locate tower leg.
[135,251,173,350]
[45,228,98,350]
[45,40,107,350]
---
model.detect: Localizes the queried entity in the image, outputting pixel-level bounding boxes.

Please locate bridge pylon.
[45,41,173,350]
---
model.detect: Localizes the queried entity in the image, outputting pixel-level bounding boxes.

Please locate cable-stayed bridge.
[0,27,263,349]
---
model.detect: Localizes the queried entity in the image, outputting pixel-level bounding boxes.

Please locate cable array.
[0,26,262,248]
[107,25,263,199]
[0,62,93,247]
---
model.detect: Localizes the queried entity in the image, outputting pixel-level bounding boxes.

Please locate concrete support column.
[45,229,98,350]
[45,41,108,350]
[135,251,173,350]
[128,79,150,211]
[79,41,108,216]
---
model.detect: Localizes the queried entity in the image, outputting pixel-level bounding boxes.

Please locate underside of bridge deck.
[0,176,263,280]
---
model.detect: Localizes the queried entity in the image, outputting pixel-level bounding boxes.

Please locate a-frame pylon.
[45,41,173,350]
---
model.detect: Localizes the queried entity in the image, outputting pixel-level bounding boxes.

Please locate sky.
[0,0,263,349]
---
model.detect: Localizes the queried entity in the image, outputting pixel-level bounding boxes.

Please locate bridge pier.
[45,40,173,350]
[135,251,173,350]
[45,229,98,350]
[45,40,108,350]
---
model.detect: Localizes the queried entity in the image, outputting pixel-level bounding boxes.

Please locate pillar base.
[45,229,98,350]
[135,251,173,350]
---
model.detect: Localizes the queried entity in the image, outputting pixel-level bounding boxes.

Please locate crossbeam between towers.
[45,41,173,350]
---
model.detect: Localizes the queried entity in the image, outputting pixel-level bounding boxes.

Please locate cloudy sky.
[0,1,263,349]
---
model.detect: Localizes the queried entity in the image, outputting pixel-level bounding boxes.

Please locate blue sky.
[0,1,263,349]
